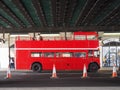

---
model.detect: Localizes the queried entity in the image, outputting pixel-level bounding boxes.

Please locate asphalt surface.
[0,70,120,87]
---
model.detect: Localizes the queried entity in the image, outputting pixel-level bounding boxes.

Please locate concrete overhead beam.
[0,26,120,33]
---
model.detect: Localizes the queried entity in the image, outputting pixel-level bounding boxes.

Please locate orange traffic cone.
[81,64,88,78]
[5,65,12,79]
[51,64,58,79]
[112,64,117,78]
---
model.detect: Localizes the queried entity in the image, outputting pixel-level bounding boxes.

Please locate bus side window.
[87,35,97,40]
[74,35,86,40]
[31,52,42,57]
[80,53,86,57]
[74,52,86,57]
[88,50,93,57]
[56,52,61,57]
[62,52,73,57]
[44,52,54,57]
[94,51,99,57]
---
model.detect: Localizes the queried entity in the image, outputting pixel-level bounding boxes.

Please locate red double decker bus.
[15,31,100,72]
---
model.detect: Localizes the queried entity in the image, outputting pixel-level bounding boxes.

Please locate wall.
[0,43,9,70]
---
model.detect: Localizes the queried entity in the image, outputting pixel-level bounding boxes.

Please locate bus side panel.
[41,58,54,70]
[54,58,66,70]
[41,57,66,70]
[16,50,30,70]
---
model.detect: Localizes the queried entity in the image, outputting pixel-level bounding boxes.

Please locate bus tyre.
[32,63,42,72]
[88,63,98,72]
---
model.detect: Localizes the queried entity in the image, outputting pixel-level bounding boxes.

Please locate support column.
[99,40,103,68]
[8,34,10,63]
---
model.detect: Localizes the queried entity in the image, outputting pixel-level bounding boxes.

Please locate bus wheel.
[31,63,42,72]
[88,63,99,72]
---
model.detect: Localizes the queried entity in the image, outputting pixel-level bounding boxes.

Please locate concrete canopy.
[0,0,120,33]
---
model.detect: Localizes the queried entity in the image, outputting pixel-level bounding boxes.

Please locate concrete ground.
[0,68,120,90]
[0,67,120,90]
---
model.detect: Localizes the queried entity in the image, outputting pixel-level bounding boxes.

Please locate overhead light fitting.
[103,33,120,36]
[10,34,29,37]
[40,34,60,37]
